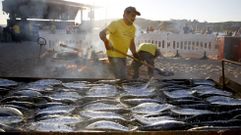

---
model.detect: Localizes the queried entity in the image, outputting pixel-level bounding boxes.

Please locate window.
[208,42,211,49]
[200,42,203,48]
[204,43,207,48]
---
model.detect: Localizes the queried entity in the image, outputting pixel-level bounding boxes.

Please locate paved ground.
[0,42,240,85]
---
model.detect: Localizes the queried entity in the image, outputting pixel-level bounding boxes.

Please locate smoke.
[1,0,114,78]
[35,17,110,79]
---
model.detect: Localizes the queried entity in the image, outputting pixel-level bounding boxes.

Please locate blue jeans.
[108,57,127,79]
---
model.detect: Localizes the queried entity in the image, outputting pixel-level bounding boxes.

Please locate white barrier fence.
[136,32,218,59]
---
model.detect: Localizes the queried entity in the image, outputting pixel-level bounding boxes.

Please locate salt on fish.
[85,120,131,131]
[131,103,174,114]
[138,119,191,131]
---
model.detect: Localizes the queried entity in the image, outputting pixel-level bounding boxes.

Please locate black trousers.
[131,51,155,79]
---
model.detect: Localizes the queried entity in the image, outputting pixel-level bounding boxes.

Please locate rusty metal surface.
[2,130,241,135]
[0,76,115,83]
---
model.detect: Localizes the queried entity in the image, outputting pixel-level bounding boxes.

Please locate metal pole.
[223,59,241,66]
[222,60,225,89]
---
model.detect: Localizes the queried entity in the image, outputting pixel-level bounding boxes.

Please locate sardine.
[194,119,241,127]
[170,108,214,116]
[0,116,24,125]
[62,81,90,90]
[83,102,126,112]
[31,79,62,86]
[1,96,50,104]
[37,116,83,125]
[85,84,118,98]
[131,103,174,114]
[85,120,130,131]
[206,96,241,106]
[138,119,191,131]
[192,79,216,86]
[192,85,232,97]
[28,122,74,132]
[0,106,23,116]
[122,85,156,97]
[0,78,18,87]
[48,91,82,102]
[168,99,205,105]
[133,114,176,125]
[163,89,196,99]
[5,100,36,110]
[35,105,75,118]
[0,123,23,132]
[0,87,11,95]
[188,125,241,131]
[11,90,42,97]
[0,106,24,125]
[22,84,54,92]
[119,96,162,107]
[80,110,127,121]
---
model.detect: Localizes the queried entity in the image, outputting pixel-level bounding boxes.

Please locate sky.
[1,0,241,25]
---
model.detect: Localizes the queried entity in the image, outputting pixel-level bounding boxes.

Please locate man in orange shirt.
[99,6,141,79]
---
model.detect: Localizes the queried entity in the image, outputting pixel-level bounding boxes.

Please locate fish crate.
[0,76,241,134]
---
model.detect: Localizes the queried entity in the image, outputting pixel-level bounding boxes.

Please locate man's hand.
[99,28,113,50]
[133,53,140,60]
[104,40,113,50]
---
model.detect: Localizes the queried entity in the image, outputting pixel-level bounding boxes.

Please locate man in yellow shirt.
[12,23,21,42]
[131,43,160,79]
[99,6,141,79]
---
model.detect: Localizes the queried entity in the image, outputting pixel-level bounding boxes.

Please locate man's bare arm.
[99,28,112,50]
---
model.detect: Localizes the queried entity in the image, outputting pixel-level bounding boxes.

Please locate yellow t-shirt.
[13,25,20,34]
[106,19,136,58]
[138,43,157,56]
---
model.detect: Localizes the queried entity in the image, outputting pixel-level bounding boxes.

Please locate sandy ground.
[0,42,240,84]
[128,57,241,83]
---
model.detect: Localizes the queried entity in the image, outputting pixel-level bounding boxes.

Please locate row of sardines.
[0,78,241,132]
